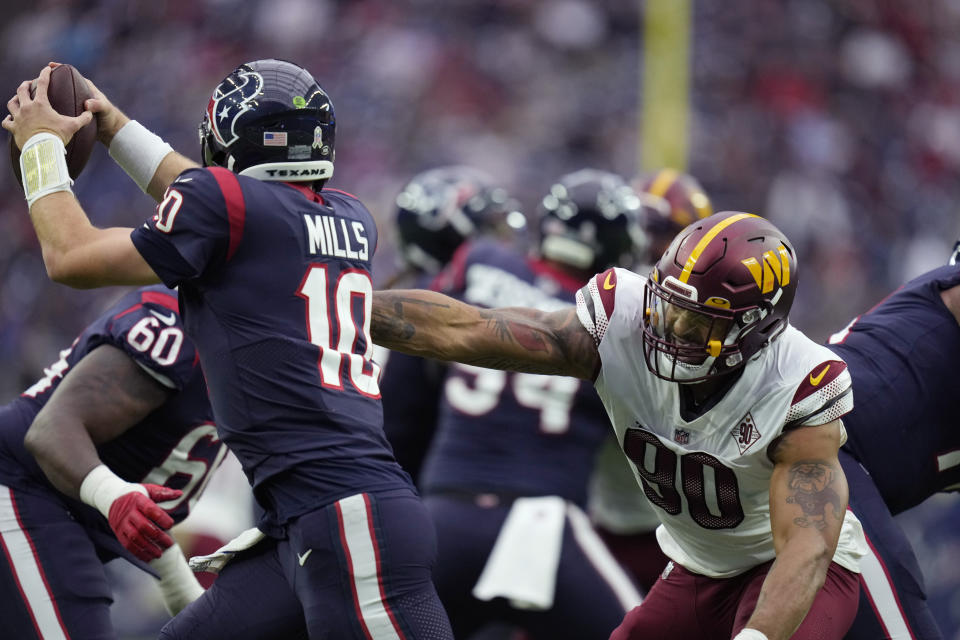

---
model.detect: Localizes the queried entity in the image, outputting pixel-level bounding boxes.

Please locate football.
[9,64,98,187]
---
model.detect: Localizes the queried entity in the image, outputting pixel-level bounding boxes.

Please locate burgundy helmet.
[633,168,714,261]
[641,211,798,383]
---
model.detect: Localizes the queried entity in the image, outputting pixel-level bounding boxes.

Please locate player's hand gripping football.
[73,66,131,146]
[2,65,93,150]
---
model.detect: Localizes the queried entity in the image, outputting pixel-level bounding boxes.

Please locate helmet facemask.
[642,275,776,383]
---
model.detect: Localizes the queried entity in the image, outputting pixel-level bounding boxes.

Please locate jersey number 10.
[297,264,381,397]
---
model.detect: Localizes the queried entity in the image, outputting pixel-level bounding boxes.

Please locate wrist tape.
[151,544,205,614]
[79,464,146,519]
[19,132,73,207]
[108,120,173,192]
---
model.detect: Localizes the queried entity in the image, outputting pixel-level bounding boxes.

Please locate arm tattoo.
[479,311,550,352]
[371,294,451,343]
[784,460,845,530]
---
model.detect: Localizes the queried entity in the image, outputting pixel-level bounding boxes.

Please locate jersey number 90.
[624,427,745,530]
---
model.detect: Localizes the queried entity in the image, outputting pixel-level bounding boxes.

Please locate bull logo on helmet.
[206,69,265,147]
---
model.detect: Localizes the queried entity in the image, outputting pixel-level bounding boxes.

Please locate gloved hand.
[80,464,182,561]
[107,484,181,561]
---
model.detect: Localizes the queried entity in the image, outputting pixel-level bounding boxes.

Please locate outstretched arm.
[738,421,848,640]
[3,65,191,287]
[372,289,600,380]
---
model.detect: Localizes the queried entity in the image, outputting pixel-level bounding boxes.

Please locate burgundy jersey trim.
[792,360,847,405]
[208,168,247,262]
[595,268,618,320]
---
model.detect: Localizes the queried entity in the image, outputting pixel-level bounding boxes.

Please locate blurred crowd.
[1,0,958,637]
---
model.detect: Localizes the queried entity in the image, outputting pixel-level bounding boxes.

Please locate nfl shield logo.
[673,429,690,445]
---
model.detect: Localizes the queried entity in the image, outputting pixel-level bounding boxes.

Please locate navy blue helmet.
[199,59,335,187]
[395,166,526,273]
[538,169,648,274]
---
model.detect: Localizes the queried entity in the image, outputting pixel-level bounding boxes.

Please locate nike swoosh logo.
[603,272,616,290]
[149,309,177,326]
[297,549,313,566]
[809,365,830,386]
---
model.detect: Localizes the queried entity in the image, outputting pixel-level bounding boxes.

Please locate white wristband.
[151,543,205,615]
[19,132,73,207]
[79,464,146,519]
[108,120,173,192]
[733,629,769,640]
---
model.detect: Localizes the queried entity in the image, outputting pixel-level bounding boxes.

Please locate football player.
[825,263,960,640]
[381,165,525,483]
[599,169,952,638]
[414,169,644,639]
[370,211,869,640]
[0,285,220,639]
[5,60,454,638]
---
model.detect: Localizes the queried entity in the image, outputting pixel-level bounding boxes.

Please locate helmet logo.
[312,126,324,150]
[741,245,790,293]
[206,70,265,147]
[293,95,307,108]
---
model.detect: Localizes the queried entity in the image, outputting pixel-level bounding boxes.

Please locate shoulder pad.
[576,268,618,344]
[785,360,853,428]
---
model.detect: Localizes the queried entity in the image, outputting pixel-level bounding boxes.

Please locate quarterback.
[371,211,868,640]
[5,61,454,639]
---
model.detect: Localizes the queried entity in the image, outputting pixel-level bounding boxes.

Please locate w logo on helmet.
[206,69,264,147]
[741,244,791,294]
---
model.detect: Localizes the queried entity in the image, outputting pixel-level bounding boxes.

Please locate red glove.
[107,484,182,561]
[79,465,183,563]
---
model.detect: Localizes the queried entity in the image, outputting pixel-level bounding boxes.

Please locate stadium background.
[0,0,958,637]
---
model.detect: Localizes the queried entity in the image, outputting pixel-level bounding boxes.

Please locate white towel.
[188,527,266,574]
[472,496,566,610]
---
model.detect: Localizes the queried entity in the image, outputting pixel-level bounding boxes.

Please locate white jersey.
[575,267,867,578]
[588,432,663,533]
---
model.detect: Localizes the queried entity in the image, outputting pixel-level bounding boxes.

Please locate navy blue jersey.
[131,168,410,531]
[419,241,610,506]
[0,286,220,560]
[828,264,960,514]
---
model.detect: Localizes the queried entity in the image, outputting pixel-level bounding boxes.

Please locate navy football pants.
[841,449,943,639]
[160,489,453,640]
[0,483,115,640]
